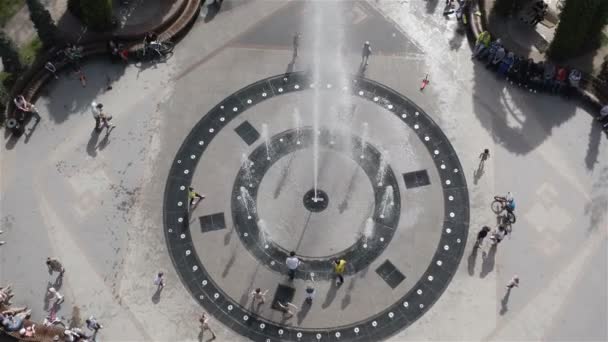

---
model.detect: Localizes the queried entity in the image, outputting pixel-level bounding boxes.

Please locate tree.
[0,32,24,74]
[26,0,58,48]
[549,0,608,60]
[80,0,113,31]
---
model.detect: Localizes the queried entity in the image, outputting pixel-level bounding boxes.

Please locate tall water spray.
[257,219,269,248]
[239,186,256,219]
[363,218,374,244]
[293,108,302,145]
[379,185,395,219]
[377,150,390,186]
[241,153,254,187]
[261,123,271,161]
[360,122,369,159]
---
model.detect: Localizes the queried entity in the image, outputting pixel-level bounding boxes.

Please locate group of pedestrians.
[472,31,582,95]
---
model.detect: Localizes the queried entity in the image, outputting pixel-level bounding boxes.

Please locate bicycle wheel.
[506,211,516,224]
[491,200,503,214]
[158,41,174,54]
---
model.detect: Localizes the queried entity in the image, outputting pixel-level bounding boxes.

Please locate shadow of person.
[285,61,295,75]
[97,130,112,151]
[86,129,100,157]
[221,250,237,278]
[321,277,339,309]
[473,164,484,185]
[467,245,479,276]
[151,287,163,304]
[296,299,312,325]
[500,287,511,315]
[23,119,40,144]
[358,63,368,77]
[479,243,497,278]
[584,120,603,171]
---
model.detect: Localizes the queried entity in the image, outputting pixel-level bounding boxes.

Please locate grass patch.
[19,37,43,66]
[0,0,25,27]
[600,31,608,47]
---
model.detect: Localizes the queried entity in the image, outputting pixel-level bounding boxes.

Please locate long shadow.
[321,278,339,309]
[296,298,312,325]
[426,0,440,14]
[43,59,127,124]
[86,129,100,157]
[221,249,237,278]
[479,243,497,278]
[500,287,512,315]
[151,286,163,304]
[584,120,603,170]
[467,245,479,276]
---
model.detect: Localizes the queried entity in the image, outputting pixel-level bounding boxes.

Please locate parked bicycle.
[137,39,174,61]
[491,195,516,224]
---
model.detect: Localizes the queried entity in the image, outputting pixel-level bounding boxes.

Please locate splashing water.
[360,122,369,159]
[261,123,271,161]
[241,153,255,188]
[293,108,302,145]
[379,185,395,219]
[377,150,390,187]
[363,218,374,242]
[239,186,256,219]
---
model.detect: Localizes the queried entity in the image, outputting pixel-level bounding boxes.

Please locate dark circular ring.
[231,127,401,278]
[163,72,470,342]
[303,189,329,212]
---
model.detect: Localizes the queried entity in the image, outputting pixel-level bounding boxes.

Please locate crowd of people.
[472,32,582,96]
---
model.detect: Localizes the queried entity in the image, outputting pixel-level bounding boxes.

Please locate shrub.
[26,0,58,48]
[80,0,113,31]
[0,31,24,73]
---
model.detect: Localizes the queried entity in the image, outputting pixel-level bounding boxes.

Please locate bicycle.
[491,195,516,224]
[138,40,174,61]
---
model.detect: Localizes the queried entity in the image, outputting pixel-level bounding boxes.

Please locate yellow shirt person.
[334,259,347,285]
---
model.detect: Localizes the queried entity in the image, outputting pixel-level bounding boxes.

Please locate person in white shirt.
[285,251,301,280]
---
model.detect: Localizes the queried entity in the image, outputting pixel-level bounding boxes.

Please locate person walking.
[285,251,301,281]
[153,272,165,290]
[251,288,268,304]
[479,149,490,165]
[292,32,301,60]
[98,110,115,133]
[86,316,103,332]
[199,313,216,340]
[506,275,519,289]
[188,187,205,207]
[46,257,65,276]
[305,273,316,303]
[474,226,491,248]
[334,259,347,285]
[490,226,507,245]
[0,230,4,246]
[47,287,64,305]
[361,41,372,66]
[91,102,103,131]
[277,301,298,319]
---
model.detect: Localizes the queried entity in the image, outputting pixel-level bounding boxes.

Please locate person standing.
[188,187,205,207]
[251,288,268,304]
[292,32,301,60]
[86,316,103,332]
[46,257,65,276]
[361,41,372,66]
[277,301,298,318]
[47,287,64,304]
[334,259,347,285]
[91,102,103,131]
[153,272,165,290]
[506,275,519,289]
[479,149,490,165]
[285,251,301,281]
[305,273,316,303]
[199,313,216,340]
[474,226,491,248]
[0,230,4,246]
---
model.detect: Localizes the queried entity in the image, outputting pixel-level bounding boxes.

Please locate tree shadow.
[472,62,577,155]
[479,243,497,278]
[499,287,512,315]
[43,59,126,125]
[467,245,479,276]
[426,0,440,14]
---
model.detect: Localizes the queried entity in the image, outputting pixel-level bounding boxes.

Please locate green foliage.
[549,0,608,60]
[26,0,58,47]
[80,0,113,31]
[0,0,25,27]
[0,31,24,74]
[19,37,42,66]
[0,72,10,124]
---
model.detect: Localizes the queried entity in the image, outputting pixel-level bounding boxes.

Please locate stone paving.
[1,1,607,341]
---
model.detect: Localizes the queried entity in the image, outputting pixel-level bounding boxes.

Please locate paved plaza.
[1,1,607,341]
